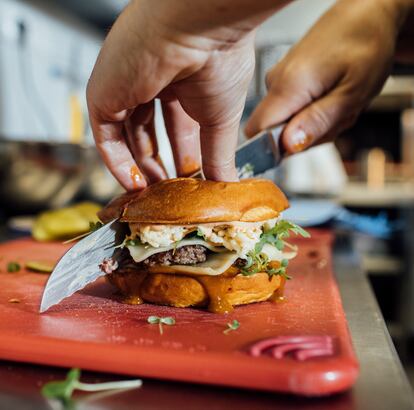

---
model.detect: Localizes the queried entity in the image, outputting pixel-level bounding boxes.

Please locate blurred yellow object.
[25,261,55,273]
[32,202,102,242]
[69,94,84,144]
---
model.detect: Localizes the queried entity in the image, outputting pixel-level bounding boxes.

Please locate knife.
[191,123,286,178]
[236,123,286,175]
[40,124,286,313]
[40,220,125,312]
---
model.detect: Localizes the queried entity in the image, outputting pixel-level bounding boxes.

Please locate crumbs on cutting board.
[8,298,20,304]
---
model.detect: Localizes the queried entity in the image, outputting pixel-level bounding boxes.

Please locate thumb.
[281,90,357,154]
[244,88,309,138]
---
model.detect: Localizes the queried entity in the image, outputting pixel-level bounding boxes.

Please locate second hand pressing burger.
[98,178,309,314]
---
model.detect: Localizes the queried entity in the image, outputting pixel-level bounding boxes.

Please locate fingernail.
[288,129,312,153]
[129,165,145,190]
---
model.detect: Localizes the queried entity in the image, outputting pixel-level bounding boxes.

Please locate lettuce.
[240,220,310,278]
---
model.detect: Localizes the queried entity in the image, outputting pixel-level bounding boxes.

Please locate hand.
[245,0,413,153]
[87,0,261,190]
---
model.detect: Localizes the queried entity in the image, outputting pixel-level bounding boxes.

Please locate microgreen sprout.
[147,316,176,335]
[41,368,142,405]
[7,261,21,273]
[223,320,240,335]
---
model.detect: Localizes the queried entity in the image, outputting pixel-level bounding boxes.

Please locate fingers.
[280,85,358,154]
[169,34,256,182]
[245,63,356,155]
[85,2,177,192]
[244,37,347,139]
[125,102,168,184]
[161,100,201,177]
[199,121,239,181]
[244,87,309,139]
[88,110,147,191]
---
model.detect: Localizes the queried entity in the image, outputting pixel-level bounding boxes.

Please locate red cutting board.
[0,230,358,396]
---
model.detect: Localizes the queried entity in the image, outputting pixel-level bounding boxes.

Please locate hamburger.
[98,178,309,314]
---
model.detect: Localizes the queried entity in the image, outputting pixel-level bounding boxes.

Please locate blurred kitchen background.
[2,0,414,388]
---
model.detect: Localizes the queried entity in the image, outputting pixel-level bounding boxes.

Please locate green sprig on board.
[147,316,176,335]
[223,320,240,334]
[7,261,21,273]
[41,368,142,405]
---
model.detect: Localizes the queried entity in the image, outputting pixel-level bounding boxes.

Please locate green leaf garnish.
[125,239,141,246]
[113,237,142,249]
[41,368,142,405]
[89,221,103,232]
[183,229,205,240]
[7,261,21,273]
[147,316,176,335]
[42,368,79,405]
[160,317,175,325]
[269,220,310,239]
[240,220,309,278]
[223,320,240,334]
[63,220,104,244]
[266,258,291,280]
[196,228,205,239]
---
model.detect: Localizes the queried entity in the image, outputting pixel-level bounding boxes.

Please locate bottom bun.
[107,267,285,314]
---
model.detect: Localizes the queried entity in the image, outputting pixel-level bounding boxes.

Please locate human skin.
[87,0,291,190]
[245,0,414,153]
[87,0,414,191]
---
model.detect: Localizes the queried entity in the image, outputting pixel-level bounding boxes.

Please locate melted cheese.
[127,237,297,277]
[127,238,225,263]
[146,251,239,276]
[142,244,296,277]
[261,244,297,261]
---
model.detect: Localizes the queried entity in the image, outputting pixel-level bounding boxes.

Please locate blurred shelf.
[369,76,414,111]
[339,181,414,207]
[362,255,404,276]
[369,94,414,111]
[388,322,405,340]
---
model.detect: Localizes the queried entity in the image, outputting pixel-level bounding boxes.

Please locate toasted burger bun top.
[98,178,289,224]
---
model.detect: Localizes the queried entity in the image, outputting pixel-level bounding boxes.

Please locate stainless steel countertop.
[0,232,413,410]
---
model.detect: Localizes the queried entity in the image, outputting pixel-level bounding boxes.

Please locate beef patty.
[100,246,209,276]
[142,245,207,266]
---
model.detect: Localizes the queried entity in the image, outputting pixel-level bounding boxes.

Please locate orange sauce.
[107,270,148,305]
[129,165,144,189]
[292,134,313,153]
[180,155,200,177]
[112,264,287,314]
[123,296,144,305]
[196,275,235,314]
[269,276,286,303]
[266,261,286,303]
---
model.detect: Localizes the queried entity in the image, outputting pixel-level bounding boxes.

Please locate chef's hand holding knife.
[87,0,414,191]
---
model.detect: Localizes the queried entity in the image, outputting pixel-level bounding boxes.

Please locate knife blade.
[191,124,286,178]
[40,219,124,313]
[236,124,286,175]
